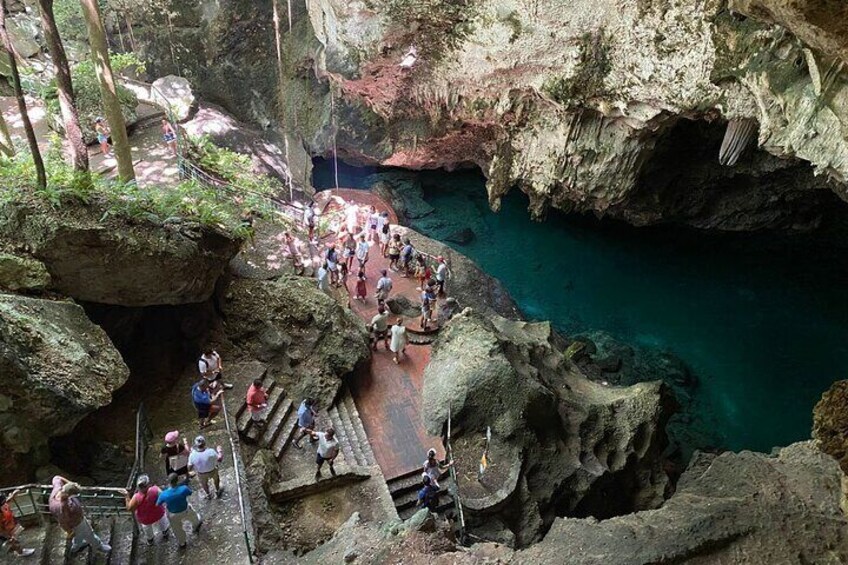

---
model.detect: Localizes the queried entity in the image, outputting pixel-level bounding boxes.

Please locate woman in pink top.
[123,474,171,544]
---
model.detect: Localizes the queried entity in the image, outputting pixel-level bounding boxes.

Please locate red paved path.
[321,190,443,480]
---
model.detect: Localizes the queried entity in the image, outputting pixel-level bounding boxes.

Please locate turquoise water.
[314,161,848,454]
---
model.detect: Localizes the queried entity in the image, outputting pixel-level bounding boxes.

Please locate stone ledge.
[268,465,371,503]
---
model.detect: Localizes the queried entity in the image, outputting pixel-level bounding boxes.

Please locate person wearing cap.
[311,427,340,480]
[422,448,453,489]
[293,398,318,448]
[375,269,393,302]
[188,436,224,499]
[246,379,269,426]
[161,430,191,480]
[0,489,35,558]
[156,473,202,549]
[49,475,111,555]
[123,475,170,545]
[435,256,448,296]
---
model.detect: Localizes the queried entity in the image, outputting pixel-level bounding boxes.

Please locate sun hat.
[164,431,180,444]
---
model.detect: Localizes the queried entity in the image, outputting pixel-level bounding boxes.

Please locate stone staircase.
[327,388,377,468]
[235,375,300,460]
[386,469,456,521]
[22,515,137,565]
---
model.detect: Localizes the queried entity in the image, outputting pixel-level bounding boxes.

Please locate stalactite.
[718,118,758,166]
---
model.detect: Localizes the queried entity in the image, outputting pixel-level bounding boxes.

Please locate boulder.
[0,200,240,306]
[0,294,129,483]
[422,310,673,545]
[8,14,40,58]
[0,252,51,291]
[513,442,848,564]
[151,75,196,121]
[813,380,848,474]
[222,276,370,405]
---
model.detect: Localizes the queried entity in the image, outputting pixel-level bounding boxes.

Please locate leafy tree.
[38,0,89,173]
[0,0,46,188]
[79,0,134,181]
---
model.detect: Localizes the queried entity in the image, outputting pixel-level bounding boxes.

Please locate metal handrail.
[126,402,154,492]
[220,396,255,563]
[0,484,131,520]
[445,406,466,544]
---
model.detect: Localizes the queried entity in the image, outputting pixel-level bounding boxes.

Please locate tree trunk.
[0,0,46,188]
[37,0,89,173]
[79,0,134,182]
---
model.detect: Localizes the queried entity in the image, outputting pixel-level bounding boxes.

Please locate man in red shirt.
[246,379,269,426]
[0,489,35,557]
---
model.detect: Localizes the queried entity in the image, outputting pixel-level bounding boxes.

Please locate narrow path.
[317,190,445,480]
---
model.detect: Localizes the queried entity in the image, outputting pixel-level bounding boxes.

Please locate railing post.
[221,395,255,563]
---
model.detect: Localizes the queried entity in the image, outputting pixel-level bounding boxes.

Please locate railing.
[445,406,467,544]
[220,396,256,563]
[126,402,154,491]
[0,484,130,520]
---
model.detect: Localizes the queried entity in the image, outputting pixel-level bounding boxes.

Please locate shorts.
[97,134,108,144]
[373,329,388,339]
[250,407,267,421]
[380,233,389,244]
[163,133,176,142]
[389,254,400,261]
[195,403,211,419]
[344,248,355,258]
[421,304,431,316]
[316,453,335,465]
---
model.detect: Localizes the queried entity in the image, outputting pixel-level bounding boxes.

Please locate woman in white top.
[422,448,453,488]
[390,317,409,364]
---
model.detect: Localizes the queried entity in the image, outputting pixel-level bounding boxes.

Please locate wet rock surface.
[0,294,129,483]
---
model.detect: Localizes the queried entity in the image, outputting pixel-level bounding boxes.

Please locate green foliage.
[542,31,612,107]
[53,0,90,42]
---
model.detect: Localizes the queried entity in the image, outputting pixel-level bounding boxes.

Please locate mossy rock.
[0,253,51,292]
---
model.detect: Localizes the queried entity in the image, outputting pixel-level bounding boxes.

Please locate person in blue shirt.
[156,473,202,548]
[293,398,318,448]
[417,475,440,512]
[192,379,222,429]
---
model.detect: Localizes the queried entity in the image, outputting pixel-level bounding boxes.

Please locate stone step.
[394,486,455,517]
[327,405,358,466]
[341,392,376,466]
[261,397,293,449]
[245,385,285,444]
[388,468,451,497]
[87,517,114,565]
[272,402,301,460]
[268,466,371,503]
[329,402,367,467]
[398,498,456,522]
[42,520,69,565]
[237,380,275,435]
[108,516,136,564]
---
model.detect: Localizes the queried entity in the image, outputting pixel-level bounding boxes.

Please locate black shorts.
[195,403,211,419]
[389,254,400,261]
[373,329,387,339]
[316,453,335,465]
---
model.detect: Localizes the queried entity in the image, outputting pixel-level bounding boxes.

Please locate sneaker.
[329,466,337,477]
[194,520,203,534]
[314,471,321,481]
[99,544,112,553]
[216,487,224,498]
[162,528,170,540]
[17,548,35,557]
[223,383,234,390]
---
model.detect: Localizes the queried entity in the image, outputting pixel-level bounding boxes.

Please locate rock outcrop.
[422,310,673,545]
[222,276,370,405]
[813,380,848,474]
[0,199,240,306]
[0,294,129,483]
[0,252,51,292]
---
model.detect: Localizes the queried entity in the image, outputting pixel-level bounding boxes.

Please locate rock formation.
[422,310,673,545]
[0,199,240,306]
[222,276,371,405]
[813,380,848,474]
[0,294,129,483]
[127,0,848,230]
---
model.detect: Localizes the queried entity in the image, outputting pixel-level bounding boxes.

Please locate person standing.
[343,227,357,271]
[387,234,402,271]
[355,234,370,272]
[246,379,269,426]
[49,476,111,555]
[192,379,222,429]
[367,206,380,244]
[161,119,177,155]
[293,398,318,448]
[375,269,393,302]
[312,427,340,480]
[94,117,111,157]
[317,261,331,294]
[303,201,317,243]
[0,489,35,557]
[325,243,340,286]
[377,211,390,254]
[400,238,415,277]
[417,475,440,512]
[188,436,224,500]
[420,285,436,330]
[198,348,233,391]
[124,475,171,545]
[355,270,367,302]
[435,256,449,296]
[370,306,391,351]
[413,255,428,291]
[390,318,409,364]
[156,473,202,549]
[422,448,453,488]
[283,232,305,275]
[161,431,191,480]
[345,201,360,235]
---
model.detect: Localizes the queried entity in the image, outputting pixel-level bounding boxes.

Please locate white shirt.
[436,263,447,282]
[390,325,408,353]
[377,276,392,293]
[303,206,315,225]
[189,447,219,473]
[198,352,221,375]
[317,267,330,291]
[316,432,339,459]
[346,206,359,229]
[356,241,370,261]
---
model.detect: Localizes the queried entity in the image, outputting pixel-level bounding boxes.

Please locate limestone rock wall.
[0,294,129,483]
